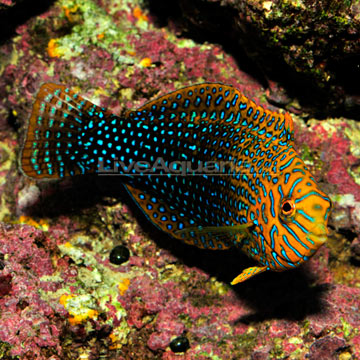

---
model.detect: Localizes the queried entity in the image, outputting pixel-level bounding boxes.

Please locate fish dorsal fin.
[124,183,251,250]
[126,83,294,144]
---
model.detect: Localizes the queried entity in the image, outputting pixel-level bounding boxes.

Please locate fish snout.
[308,223,328,246]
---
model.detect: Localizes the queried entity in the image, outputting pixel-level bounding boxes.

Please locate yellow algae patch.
[63,4,79,22]
[93,87,110,98]
[47,39,64,58]
[18,215,49,231]
[139,57,152,67]
[38,232,131,345]
[0,141,14,174]
[59,294,74,306]
[108,325,130,350]
[69,309,98,326]
[133,6,148,22]
[109,333,122,350]
[58,238,92,266]
[263,1,273,11]
[118,278,130,296]
[59,293,99,325]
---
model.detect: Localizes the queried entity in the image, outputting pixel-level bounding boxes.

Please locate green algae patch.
[209,276,229,296]
[0,341,12,359]
[227,331,258,358]
[339,317,355,338]
[49,0,138,61]
[299,143,316,164]
[270,337,285,359]
[345,121,360,158]
[0,138,17,222]
[344,120,360,186]
[0,341,14,360]
[0,141,15,179]
[197,351,223,360]
[39,234,132,348]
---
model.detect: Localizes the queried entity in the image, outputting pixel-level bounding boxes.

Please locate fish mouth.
[306,222,328,246]
[263,231,328,269]
[307,232,328,246]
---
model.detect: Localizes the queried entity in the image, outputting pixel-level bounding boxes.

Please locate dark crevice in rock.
[146,0,269,90]
[146,0,360,119]
[0,0,56,45]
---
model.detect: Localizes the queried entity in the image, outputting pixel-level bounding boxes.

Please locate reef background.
[0,0,360,359]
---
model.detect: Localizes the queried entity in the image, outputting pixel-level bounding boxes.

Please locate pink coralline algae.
[0,224,63,359]
[0,0,15,6]
[311,123,360,201]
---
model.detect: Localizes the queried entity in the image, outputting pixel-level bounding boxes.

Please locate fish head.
[250,157,332,271]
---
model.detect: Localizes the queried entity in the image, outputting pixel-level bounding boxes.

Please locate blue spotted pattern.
[21,82,332,283]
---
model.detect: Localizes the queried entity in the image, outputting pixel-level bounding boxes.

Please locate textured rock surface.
[0,0,359,359]
[147,0,360,119]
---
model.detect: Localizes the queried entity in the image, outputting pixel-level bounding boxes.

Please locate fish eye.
[281,199,295,216]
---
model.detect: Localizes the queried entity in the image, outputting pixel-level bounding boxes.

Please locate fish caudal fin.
[231,266,268,285]
[21,83,113,180]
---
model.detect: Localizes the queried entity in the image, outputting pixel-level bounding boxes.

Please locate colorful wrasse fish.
[21,83,332,284]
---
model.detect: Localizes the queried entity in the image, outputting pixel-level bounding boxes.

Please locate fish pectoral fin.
[231,266,268,285]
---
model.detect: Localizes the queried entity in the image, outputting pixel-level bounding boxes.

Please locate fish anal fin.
[124,183,191,237]
[231,266,268,285]
[124,184,234,250]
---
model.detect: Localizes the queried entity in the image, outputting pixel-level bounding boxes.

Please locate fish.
[20,82,332,284]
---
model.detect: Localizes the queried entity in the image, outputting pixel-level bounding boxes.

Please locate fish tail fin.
[21,83,113,180]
